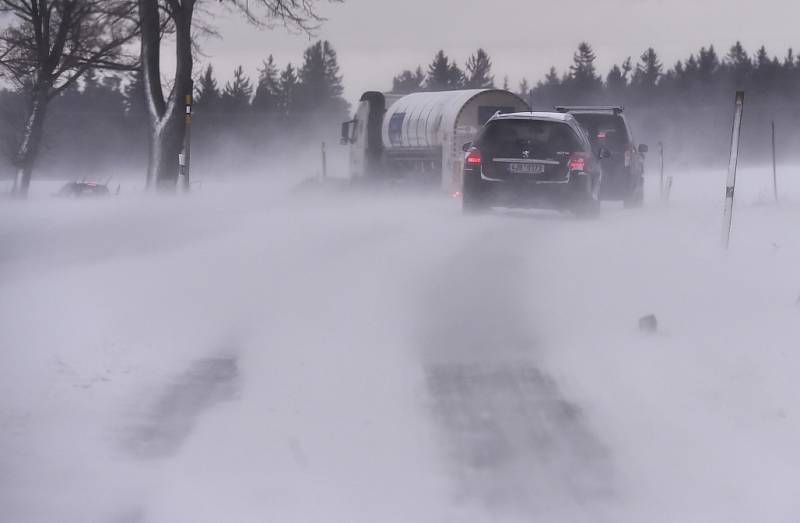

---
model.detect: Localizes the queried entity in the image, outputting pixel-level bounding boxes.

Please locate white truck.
[340,89,530,194]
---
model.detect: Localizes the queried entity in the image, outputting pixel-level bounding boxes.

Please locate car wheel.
[462,171,489,214]
[624,176,644,208]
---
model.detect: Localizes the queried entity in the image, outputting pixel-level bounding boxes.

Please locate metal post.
[722,91,745,249]
[12,169,21,196]
[658,142,664,199]
[182,80,193,192]
[771,120,778,203]
[664,176,673,203]
[321,142,327,180]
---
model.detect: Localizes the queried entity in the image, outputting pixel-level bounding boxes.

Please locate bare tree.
[139,0,336,191]
[0,0,138,197]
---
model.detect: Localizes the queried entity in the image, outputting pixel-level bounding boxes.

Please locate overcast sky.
[203,0,800,103]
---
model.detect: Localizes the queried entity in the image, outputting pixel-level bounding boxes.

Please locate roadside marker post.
[664,176,673,204]
[658,141,664,199]
[722,91,745,250]
[321,142,327,180]
[771,120,778,203]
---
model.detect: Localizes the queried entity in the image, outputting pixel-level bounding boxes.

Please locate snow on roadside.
[1,164,799,522]
[534,166,800,522]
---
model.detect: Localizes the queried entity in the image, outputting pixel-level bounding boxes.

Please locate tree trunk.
[139,0,194,192]
[148,111,185,191]
[13,90,50,198]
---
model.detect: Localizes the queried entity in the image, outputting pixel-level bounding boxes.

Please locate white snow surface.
[1,166,800,522]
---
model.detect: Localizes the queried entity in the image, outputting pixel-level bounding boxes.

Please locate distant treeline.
[1,40,798,180]
[394,42,800,166]
[0,40,350,180]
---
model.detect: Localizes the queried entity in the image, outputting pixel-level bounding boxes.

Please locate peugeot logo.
[522,150,530,159]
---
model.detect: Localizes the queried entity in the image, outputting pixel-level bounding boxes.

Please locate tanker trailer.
[341,89,529,193]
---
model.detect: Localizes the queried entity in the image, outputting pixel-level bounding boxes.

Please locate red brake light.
[465,147,481,165]
[568,152,587,171]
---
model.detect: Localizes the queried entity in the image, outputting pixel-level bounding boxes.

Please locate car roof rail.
[555,105,624,115]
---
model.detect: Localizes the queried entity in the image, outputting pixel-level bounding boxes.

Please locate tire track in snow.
[419,219,614,519]
[121,356,239,459]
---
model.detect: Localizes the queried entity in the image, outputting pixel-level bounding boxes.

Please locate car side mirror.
[638,143,649,154]
[598,147,612,159]
[462,141,472,152]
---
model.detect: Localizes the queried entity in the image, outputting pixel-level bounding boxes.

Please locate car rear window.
[570,113,629,152]
[477,120,582,158]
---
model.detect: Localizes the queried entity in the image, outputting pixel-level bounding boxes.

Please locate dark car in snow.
[56,181,111,198]
[461,112,607,215]
[556,106,647,207]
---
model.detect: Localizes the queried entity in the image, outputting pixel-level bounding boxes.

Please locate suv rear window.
[570,113,629,152]
[477,120,581,157]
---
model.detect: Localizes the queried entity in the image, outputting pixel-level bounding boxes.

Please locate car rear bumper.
[478,171,594,209]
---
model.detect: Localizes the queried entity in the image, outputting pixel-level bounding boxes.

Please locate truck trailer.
[341,89,530,194]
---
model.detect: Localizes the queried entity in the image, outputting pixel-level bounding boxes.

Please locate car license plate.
[509,162,545,174]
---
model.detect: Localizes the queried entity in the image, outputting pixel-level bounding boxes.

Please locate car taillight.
[465,147,481,165]
[624,147,632,167]
[568,152,588,171]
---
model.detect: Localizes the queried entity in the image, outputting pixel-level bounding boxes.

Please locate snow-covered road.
[2,168,800,522]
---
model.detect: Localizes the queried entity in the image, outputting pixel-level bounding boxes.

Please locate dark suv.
[461,112,606,215]
[555,106,647,207]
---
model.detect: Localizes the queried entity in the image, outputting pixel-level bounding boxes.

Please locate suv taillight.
[465,147,481,166]
[568,152,588,172]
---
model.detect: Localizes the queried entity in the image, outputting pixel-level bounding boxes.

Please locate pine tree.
[753,45,780,93]
[195,65,221,112]
[726,42,751,72]
[783,48,795,69]
[606,64,627,94]
[696,46,720,82]
[725,41,752,88]
[392,67,425,94]
[632,48,662,91]
[297,40,346,115]
[278,63,298,119]
[425,50,463,91]
[464,48,494,89]
[517,77,530,98]
[566,42,601,96]
[544,67,560,86]
[252,55,280,114]
[621,57,633,80]
[222,65,253,112]
[533,67,562,106]
[683,55,698,81]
